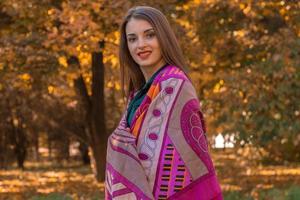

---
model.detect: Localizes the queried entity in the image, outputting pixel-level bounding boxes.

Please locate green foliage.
[286,185,300,200]
[258,188,285,200]
[224,185,300,200]
[224,191,253,200]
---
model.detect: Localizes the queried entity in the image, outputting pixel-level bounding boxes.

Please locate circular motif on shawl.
[164,86,174,95]
[180,99,208,153]
[148,133,158,140]
[138,153,149,160]
[153,109,161,117]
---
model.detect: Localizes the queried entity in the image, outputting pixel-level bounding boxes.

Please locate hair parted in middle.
[119,6,190,100]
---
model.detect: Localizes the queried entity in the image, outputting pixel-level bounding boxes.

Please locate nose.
[137,38,147,49]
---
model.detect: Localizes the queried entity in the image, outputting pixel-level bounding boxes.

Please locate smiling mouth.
[137,51,152,59]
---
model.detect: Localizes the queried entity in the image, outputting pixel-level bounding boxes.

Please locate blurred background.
[0,0,299,199]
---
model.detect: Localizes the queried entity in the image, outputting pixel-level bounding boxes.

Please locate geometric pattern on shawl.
[105,65,223,200]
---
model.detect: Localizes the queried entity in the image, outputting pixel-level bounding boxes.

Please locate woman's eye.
[128,37,136,43]
[146,32,155,39]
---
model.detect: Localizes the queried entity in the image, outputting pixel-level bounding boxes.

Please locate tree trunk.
[71,40,107,182]
[0,132,8,169]
[79,141,90,165]
[9,110,27,169]
[34,133,40,161]
[48,135,52,159]
[89,41,107,181]
[11,123,27,169]
[15,128,27,169]
[62,136,70,161]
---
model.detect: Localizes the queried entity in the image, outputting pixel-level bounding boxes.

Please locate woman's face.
[125,18,165,75]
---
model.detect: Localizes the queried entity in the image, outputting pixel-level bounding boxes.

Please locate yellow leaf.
[0,63,4,70]
[19,73,31,81]
[47,9,55,15]
[13,118,19,126]
[107,81,113,88]
[219,19,225,24]
[187,30,196,38]
[183,5,189,10]
[114,31,120,44]
[85,76,91,84]
[176,19,191,29]
[193,0,201,5]
[239,91,244,97]
[111,56,118,67]
[115,82,121,91]
[213,83,221,93]
[243,6,251,15]
[58,56,68,68]
[48,85,55,94]
[76,45,82,52]
[213,80,224,93]
[90,36,100,43]
[79,52,91,66]
[280,8,286,15]
[203,54,213,65]
[70,16,75,24]
[233,30,246,37]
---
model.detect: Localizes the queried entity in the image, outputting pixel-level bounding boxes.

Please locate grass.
[1,149,300,200]
[223,185,300,200]
[0,162,105,200]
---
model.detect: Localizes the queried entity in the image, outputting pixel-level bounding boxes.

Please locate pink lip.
[137,51,151,60]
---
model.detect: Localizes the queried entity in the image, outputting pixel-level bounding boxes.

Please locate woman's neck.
[140,59,166,82]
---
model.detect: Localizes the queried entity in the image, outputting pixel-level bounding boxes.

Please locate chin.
[137,61,154,67]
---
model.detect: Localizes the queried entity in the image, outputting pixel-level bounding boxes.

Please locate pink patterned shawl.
[105,65,223,200]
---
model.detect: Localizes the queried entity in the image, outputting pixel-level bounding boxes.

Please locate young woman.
[105,6,222,200]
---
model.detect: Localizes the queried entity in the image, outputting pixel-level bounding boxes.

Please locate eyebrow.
[127,28,155,37]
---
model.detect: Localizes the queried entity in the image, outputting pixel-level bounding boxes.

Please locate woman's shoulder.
[157,65,198,98]
[157,65,190,83]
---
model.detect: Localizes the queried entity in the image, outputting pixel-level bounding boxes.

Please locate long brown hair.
[119,6,189,103]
